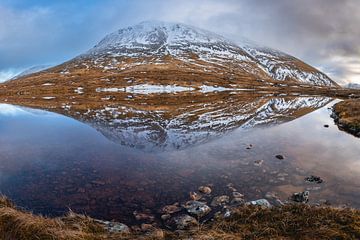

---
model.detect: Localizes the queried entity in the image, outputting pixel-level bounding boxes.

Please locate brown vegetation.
[0,196,359,240]
[333,99,360,137]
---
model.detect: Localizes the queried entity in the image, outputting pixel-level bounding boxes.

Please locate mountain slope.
[11,64,53,80]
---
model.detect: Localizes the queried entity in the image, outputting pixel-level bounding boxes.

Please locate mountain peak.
[91,21,232,52]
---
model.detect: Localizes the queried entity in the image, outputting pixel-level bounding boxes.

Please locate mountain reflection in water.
[39,93,331,150]
[0,93,359,225]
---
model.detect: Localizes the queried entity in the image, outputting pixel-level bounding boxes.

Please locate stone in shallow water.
[211,195,230,207]
[290,191,309,203]
[275,154,285,160]
[254,160,264,166]
[189,191,202,201]
[133,210,155,222]
[161,203,182,214]
[305,175,323,184]
[232,192,244,199]
[198,186,212,194]
[183,200,211,218]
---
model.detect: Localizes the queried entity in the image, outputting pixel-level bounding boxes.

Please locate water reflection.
[0,94,359,225]
[45,94,331,151]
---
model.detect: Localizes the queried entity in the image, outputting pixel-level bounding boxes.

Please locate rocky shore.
[332,99,360,137]
[0,182,359,240]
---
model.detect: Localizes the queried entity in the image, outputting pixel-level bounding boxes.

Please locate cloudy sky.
[0,0,359,84]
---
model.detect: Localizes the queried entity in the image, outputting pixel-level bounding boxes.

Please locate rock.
[211,195,230,207]
[183,201,211,218]
[95,220,130,233]
[290,191,309,203]
[198,186,212,194]
[161,214,171,221]
[305,175,323,184]
[227,183,237,192]
[254,160,264,166]
[248,199,271,208]
[224,208,231,218]
[189,191,202,201]
[232,192,244,198]
[231,197,245,205]
[324,124,329,128]
[133,210,155,222]
[161,203,182,214]
[168,215,198,230]
[275,154,285,160]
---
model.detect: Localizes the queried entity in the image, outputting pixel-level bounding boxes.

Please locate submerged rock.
[290,191,309,203]
[161,203,182,214]
[232,192,244,199]
[254,160,264,166]
[305,175,323,184]
[189,191,202,201]
[183,201,211,218]
[198,186,212,194]
[275,154,285,160]
[211,195,230,207]
[133,210,155,222]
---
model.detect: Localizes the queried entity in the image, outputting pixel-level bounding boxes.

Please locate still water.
[0,96,359,224]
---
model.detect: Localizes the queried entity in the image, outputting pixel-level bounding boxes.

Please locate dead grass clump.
[193,204,360,240]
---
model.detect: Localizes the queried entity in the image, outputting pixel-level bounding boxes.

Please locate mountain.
[344,83,360,89]
[11,64,52,80]
[1,21,339,98]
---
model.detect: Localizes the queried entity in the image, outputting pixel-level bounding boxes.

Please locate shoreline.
[1,193,359,240]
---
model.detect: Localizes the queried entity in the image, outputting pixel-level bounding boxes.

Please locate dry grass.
[0,195,131,240]
[333,99,360,136]
[191,205,360,240]
[0,196,359,240]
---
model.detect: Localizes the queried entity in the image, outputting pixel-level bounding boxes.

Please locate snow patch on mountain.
[82,21,337,87]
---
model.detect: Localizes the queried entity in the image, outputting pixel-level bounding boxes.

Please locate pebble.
[198,186,212,194]
[161,203,182,214]
[275,154,285,160]
[189,192,202,201]
[290,191,309,203]
[305,175,323,184]
[232,192,244,198]
[210,195,230,207]
[183,201,211,218]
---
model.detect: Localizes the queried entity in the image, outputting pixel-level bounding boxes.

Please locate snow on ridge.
[80,21,337,87]
[92,21,234,50]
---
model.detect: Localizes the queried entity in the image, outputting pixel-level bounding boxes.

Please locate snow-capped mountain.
[79,21,337,87]
[0,21,340,104]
